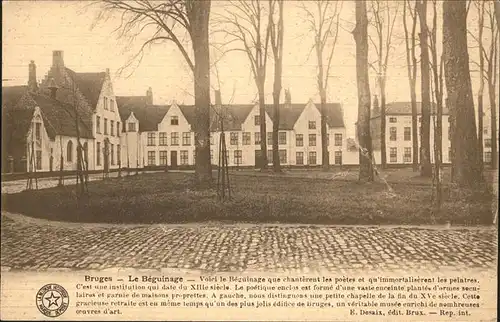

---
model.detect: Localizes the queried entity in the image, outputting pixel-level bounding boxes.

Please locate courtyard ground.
[1,167,495,225]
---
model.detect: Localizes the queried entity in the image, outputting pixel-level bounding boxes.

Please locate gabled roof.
[2,107,35,150]
[373,101,448,117]
[116,95,149,121]
[2,85,28,108]
[23,93,93,139]
[65,68,106,110]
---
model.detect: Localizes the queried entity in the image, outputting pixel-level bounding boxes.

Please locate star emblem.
[44,291,61,308]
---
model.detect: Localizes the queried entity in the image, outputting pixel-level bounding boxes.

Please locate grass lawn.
[1,170,495,225]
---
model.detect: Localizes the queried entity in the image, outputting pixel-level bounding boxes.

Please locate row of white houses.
[2,50,495,174]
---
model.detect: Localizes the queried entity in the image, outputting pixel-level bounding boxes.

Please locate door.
[103,139,110,173]
[255,150,262,168]
[170,151,178,168]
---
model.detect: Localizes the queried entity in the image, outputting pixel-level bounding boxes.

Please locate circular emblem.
[36,284,69,318]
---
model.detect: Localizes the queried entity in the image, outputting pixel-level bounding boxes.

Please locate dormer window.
[128,122,136,132]
[171,116,179,125]
[308,121,316,129]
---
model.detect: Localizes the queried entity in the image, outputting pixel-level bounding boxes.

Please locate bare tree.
[428,0,444,210]
[302,0,343,171]
[417,0,432,177]
[403,0,419,171]
[214,0,271,170]
[95,0,212,186]
[269,0,284,172]
[443,0,484,188]
[368,0,399,169]
[470,2,499,169]
[353,0,374,182]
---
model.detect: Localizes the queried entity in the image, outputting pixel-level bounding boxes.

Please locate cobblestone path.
[1,212,496,274]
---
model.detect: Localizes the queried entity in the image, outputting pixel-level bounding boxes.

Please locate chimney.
[28,60,38,92]
[52,50,64,69]
[48,78,58,99]
[284,89,291,107]
[373,95,380,114]
[146,87,153,105]
[215,89,222,107]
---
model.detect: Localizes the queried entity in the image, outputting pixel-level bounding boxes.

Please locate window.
[485,138,492,148]
[296,134,304,147]
[404,147,412,163]
[96,116,101,133]
[36,150,42,170]
[389,117,397,123]
[243,132,251,145]
[110,99,115,111]
[334,151,342,165]
[308,121,316,129]
[117,122,120,136]
[255,132,261,145]
[448,128,451,141]
[117,145,121,165]
[334,133,342,146]
[111,144,114,165]
[160,151,168,165]
[110,121,114,136]
[279,132,286,145]
[159,132,168,146]
[35,122,41,141]
[254,115,260,126]
[104,118,108,135]
[309,134,316,146]
[180,150,189,165]
[390,147,397,163]
[267,150,273,164]
[484,128,489,135]
[182,132,191,146]
[404,127,411,141]
[171,116,179,125]
[210,150,213,163]
[148,151,156,166]
[234,150,242,165]
[296,152,304,165]
[230,132,239,145]
[308,152,317,165]
[147,132,156,146]
[67,140,73,162]
[267,132,273,146]
[484,151,492,163]
[171,132,179,145]
[448,147,452,162]
[279,149,287,163]
[390,127,397,141]
[96,142,101,166]
[104,97,108,110]
[128,122,136,132]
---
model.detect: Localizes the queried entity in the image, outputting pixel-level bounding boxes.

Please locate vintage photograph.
[1,0,498,320]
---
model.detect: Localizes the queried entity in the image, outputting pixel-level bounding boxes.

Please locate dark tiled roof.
[373,101,448,117]
[265,102,344,129]
[2,86,28,108]
[23,93,93,139]
[116,96,149,121]
[65,68,106,110]
[210,104,255,131]
[118,102,170,132]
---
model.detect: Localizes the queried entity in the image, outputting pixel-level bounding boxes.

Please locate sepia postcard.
[1,0,498,320]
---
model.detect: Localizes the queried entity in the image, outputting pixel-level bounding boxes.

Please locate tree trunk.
[411,84,419,171]
[477,1,485,170]
[258,83,268,170]
[443,0,484,187]
[192,1,212,186]
[488,83,498,169]
[418,0,432,177]
[495,0,500,30]
[353,0,374,182]
[380,78,387,169]
[320,89,329,170]
[272,67,281,172]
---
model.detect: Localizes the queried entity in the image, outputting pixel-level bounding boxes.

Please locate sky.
[2,0,497,137]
